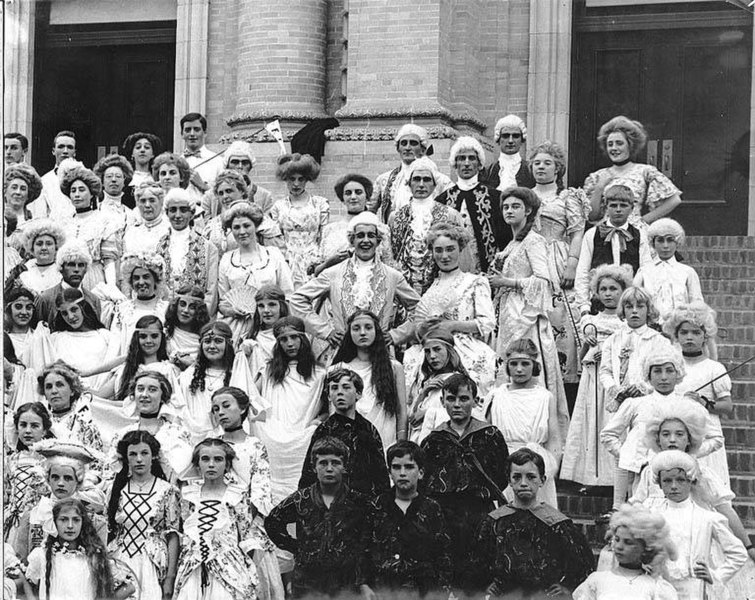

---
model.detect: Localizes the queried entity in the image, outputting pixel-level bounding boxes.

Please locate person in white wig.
[481,114,536,192]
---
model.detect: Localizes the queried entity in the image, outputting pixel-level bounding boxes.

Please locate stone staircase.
[557,235,755,549]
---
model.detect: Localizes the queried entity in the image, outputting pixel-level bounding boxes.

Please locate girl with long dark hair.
[239,285,290,378]
[331,309,407,448]
[165,285,211,370]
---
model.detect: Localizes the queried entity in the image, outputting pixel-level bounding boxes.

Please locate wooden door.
[32,26,175,171]
[570,16,751,235]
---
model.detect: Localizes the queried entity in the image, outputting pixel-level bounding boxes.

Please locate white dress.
[109,297,170,354]
[26,546,100,600]
[167,327,201,365]
[572,566,679,600]
[18,260,62,294]
[675,357,731,488]
[242,329,277,379]
[561,312,624,485]
[255,364,325,504]
[486,384,560,508]
[50,329,118,389]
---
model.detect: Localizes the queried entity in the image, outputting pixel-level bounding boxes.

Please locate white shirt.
[168,227,191,276]
[184,145,224,208]
[29,170,75,220]
[634,257,703,322]
[496,153,522,192]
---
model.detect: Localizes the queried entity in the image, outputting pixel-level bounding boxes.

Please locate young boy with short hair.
[575,184,653,316]
[298,367,390,496]
[650,450,747,600]
[265,436,371,598]
[474,448,594,596]
[420,372,508,593]
[359,441,451,599]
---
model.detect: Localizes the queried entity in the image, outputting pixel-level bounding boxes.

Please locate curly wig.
[23,218,66,255]
[647,218,685,247]
[60,166,102,200]
[641,343,685,383]
[494,114,527,143]
[643,398,709,455]
[607,504,678,570]
[120,253,166,297]
[275,153,321,182]
[663,301,718,341]
[151,152,191,189]
[589,263,634,297]
[405,156,441,186]
[425,222,469,252]
[448,136,486,170]
[223,141,257,169]
[528,140,567,189]
[4,163,43,203]
[92,154,134,188]
[650,449,699,484]
[334,173,374,202]
[597,116,648,161]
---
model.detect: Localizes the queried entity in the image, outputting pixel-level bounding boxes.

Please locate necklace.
[130,476,155,492]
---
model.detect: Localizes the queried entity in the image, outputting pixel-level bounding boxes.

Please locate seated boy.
[575,183,653,316]
[649,450,747,600]
[298,367,390,496]
[265,436,371,598]
[360,441,451,599]
[474,448,594,597]
[420,372,509,593]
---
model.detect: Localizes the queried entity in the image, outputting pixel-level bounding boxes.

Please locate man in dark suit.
[35,239,102,325]
[481,114,536,192]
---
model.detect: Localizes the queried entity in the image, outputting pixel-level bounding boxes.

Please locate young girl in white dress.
[331,309,408,449]
[174,438,281,600]
[26,498,135,600]
[486,338,562,508]
[573,503,678,599]
[239,285,289,378]
[165,285,211,371]
[4,288,41,408]
[562,264,632,486]
[179,321,259,444]
[663,302,732,486]
[107,430,181,600]
[255,316,325,504]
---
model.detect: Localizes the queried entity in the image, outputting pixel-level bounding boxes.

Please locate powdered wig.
[647,218,685,247]
[37,360,83,402]
[448,136,486,169]
[56,159,85,186]
[589,263,634,297]
[425,222,469,252]
[405,156,441,186]
[663,301,718,341]
[93,154,134,187]
[120,252,166,297]
[346,211,383,244]
[643,398,709,455]
[607,504,678,568]
[55,239,92,269]
[334,173,374,202]
[494,114,527,143]
[275,153,320,182]
[4,163,43,203]
[134,181,165,203]
[36,440,98,485]
[23,218,66,254]
[395,124,429,149]
[163,187,194,211]
[528,140,567,189]
[597,116,648,160]
[223,141,257,169]
[221,201,263,231]
[60,167,102,199]
[651,449,699,484]
[151,152,191,188]
[213,169,248,197]
[617,286,660,323]
[641,343,685,383]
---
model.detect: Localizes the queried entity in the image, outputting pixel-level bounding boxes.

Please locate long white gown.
[255,363,325,504]
[486,384,561,508]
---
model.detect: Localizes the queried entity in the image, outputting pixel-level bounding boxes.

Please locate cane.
[192,119,280,169]
[583,323,599,477]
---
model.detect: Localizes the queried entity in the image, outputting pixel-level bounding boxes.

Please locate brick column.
[527,0,572,151]
[174,0,210,150]
[3,0,36,152]
[227,0,328,137]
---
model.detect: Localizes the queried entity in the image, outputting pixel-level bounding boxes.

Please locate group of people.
[2,110,753,600]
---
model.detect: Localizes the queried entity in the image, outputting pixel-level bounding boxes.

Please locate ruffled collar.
[456,174,479,192]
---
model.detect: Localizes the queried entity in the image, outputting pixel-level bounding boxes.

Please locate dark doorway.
[32,22,176,172]
[570,7,751,235]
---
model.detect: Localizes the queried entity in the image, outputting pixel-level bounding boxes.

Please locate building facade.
[4,0,754,233]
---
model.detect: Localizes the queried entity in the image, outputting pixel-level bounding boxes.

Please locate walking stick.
[693,353,755,392]
[192,120,279,169]
[583,323,600,477]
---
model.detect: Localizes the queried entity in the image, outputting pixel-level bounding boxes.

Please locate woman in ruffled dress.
[16,219,65,295]
[487,187,570,447]
[218,203,293,343]
[529,141,590,386]
[584,116,681,227]
[402,222,498,401]
[270,153,330,288]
